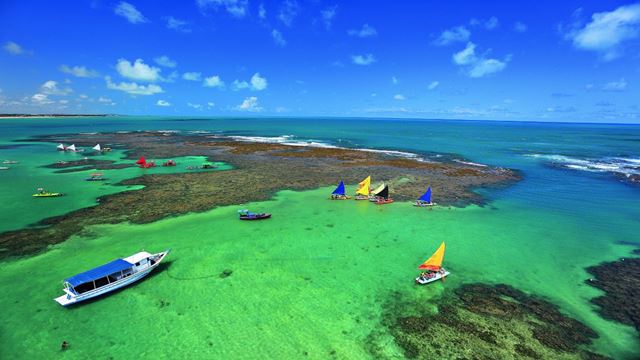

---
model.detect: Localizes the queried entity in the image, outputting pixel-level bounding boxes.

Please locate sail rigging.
[332,181,346,195]
[418,187,432,203]
[371,183,385,196]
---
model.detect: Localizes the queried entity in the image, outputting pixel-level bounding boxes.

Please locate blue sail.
[418,187,432,202]
[332,181,346,195]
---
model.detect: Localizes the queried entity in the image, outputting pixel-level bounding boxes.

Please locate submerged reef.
[374,283,608,359]
[44,158,133,173]
[0,131,519,258]
[585,255,640,332]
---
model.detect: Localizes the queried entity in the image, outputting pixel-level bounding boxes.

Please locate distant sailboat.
[66,144,77,152]
[136,156,156,168]
[415,242,450,285]
[330,180,351,200]
[57,143,66,151]
[369,183,386,202]
[414,187,435,207]
[92,144,102,152]
[373,184,393,204]
[354,176,371,200]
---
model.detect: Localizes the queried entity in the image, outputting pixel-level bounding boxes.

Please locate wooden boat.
[369,183,385,202]
[415,242,450,285]
[33,188,64,197]
[57,143,66,151]
[54,249,170,306]
[414,187,435,207]
[66,144,83,152]
[354,176,371,200]
[373,185,393,204]
[85,172,106,181]
[162,160,177,167]
[93,144,112,152]
[136,156,156,168]
[238,209,271,220]
[329,181,351,200]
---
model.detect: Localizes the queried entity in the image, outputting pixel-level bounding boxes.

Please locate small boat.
[162,160,177,167]
[33,188,63,197]
[92,144,102,152]
[329,180,351,200]
[54,249,170,306]
[57,143,66,151]
[415,242,450,285]
[66,144,83,152]
[85,172,106,181]
[2,160,18,164]
[354,176,371,200]
[373,185,394,204]
[136,156,156,168]
[414,187,435,207]
[201,163,216,169]
[238,209,271,220]
[369,183,386,202]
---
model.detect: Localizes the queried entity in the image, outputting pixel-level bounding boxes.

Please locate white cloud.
[258,3,266,19]
[157,99,171,106]
[114,1,148,24]
[278,0,299,27]
[391,76,398,84]
[514,21,527,33]
[3,41,26,55]
[31,93,53,105]
[428,81,440,90]
[40,80,73,95]
[236,96,262,112]
[98,97,115,105]
[393,94,405,100]
[250,73,268,90]
[603,78,627,91]
[452,42,477,65]
[203,75,225,88]
[197,0,249,18]
[232,79,250,90]
[59,65,99,78]
[154,55,177,68]
[207,101,216,108]
[470,17,499,30]
[187,102,202,109]
[351,53,376,65]
[348,24,377,38]
[165,16,191,33]
[434,26,470,46]
[272,29,287,47]
[59,99,69,105]
[106,76,163,95]
[182,72,202,81]
[564,3,640,60]
[452,42,509,78]
[321,6,337,30]
[116,58,162,82]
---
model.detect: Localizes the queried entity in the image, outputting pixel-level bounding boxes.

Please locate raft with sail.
[354,176,371,200]
[414,187,435,207]
[415,242,449,285]
[136,156,156,168]
[373,184,393,204]
[330,181,351,200]
[33,188,63,197]
[369,183,386,202]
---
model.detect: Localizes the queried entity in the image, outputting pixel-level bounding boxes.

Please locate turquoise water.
[0,117,638,358]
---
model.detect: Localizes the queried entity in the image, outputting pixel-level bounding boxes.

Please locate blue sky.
[1,0,639,122]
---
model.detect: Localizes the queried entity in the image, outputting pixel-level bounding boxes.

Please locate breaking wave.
[526,154,640,178]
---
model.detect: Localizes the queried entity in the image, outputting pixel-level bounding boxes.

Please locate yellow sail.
[371,183,385,196]
[418,242,445,270]
[356,176,371,195]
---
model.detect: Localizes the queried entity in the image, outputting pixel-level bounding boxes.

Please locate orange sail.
[418,242,445,270]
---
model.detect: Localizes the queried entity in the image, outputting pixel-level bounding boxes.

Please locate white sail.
[67,144,77,152]
[92,144,101,151]
[57,143,66,150]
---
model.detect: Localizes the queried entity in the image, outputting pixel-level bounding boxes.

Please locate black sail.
[378,185,389,199]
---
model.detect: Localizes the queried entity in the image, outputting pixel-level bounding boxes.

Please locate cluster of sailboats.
[56,143,111,153]
[330,175,435,206]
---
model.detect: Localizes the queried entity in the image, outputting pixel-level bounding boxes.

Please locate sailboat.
[66,144,81,152]
[415,242,450,285]
[354,176,371,200]
[56,143,66,151]
[92,144,102,152]
[369,183,386,202]
[136,156,156,168]
[373,184,393,204]
[330,180,351,200]
[414,187,435,207]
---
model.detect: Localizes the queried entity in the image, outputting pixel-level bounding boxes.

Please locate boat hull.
[375,199,394,205]
[415,270,450,285]
[354,195,369,200]
[239,214,271,220]
[54,250,169,306]
[413,202,435,207]
[33,193,63,197]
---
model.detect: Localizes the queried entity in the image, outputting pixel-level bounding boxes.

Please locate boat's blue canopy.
[332,181,346,195]
[65,259,133,287]
[418,187,432,202]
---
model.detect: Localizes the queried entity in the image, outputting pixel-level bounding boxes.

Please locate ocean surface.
[0,117,638,359]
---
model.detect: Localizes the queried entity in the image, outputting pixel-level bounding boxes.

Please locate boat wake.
[526,154,640,183]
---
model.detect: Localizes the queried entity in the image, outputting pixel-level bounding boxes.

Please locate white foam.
[527,153,640,177]
[453,159,488,167]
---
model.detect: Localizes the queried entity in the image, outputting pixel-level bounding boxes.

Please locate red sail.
[135,156,147,165]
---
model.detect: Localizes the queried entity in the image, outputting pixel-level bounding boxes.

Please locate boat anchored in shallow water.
[414,187,435,207]
[354,176,371,200]
[33,188,63,197]
[415,242,449,285]
[54,249,170,306]
[329,180,351,200]
[372,184,393,204]
[85,172,106,181]
[238,209,271,220]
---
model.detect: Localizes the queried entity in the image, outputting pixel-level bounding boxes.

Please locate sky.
[1,0,639,123]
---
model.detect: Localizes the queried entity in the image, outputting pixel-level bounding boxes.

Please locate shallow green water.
[0,187,637,359]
